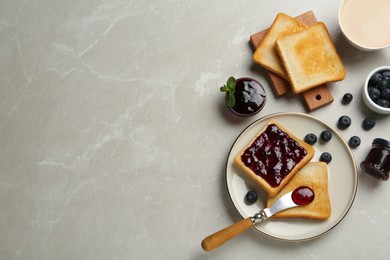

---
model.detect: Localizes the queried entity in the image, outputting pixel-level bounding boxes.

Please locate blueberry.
[342,93,353,104]
[320,152,332,164]
[381,88,390,99]
[370,72,383,85]
[362,117,376,130]
[349,136,361,148]
[304,133,317,145]
[377,98,390,108]
[378,79,390,91]
[338,115,352,129]
[382,70,390,80]
[320,130,332,142]
[368,87,381,101]
[245,191,258,204]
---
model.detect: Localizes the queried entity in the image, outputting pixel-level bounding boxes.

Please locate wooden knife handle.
[201,217,253,251]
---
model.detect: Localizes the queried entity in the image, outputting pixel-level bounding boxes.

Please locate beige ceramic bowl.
[362,66,390,115]
[338,0,390,51]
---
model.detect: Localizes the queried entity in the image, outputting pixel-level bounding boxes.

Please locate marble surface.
[1,0,390,259]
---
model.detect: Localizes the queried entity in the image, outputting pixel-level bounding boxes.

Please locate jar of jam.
[361,138,390,181]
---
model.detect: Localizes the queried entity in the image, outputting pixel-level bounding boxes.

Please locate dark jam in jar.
[292,186,315,205]
[228,77,266,117]
[240,124,307,187]
[361,138,390,181]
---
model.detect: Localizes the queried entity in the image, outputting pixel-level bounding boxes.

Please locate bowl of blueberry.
[363,66,390,114]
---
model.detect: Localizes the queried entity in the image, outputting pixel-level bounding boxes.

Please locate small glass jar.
[361,138,390,181]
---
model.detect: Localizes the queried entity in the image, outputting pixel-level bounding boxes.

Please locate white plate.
[226,112,358,241]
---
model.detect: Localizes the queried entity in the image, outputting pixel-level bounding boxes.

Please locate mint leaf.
[226,77,236,91]
[226,93,235,108]
[220,86,228,92]
[220,76,236,108]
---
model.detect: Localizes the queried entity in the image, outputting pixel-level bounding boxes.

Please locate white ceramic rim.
[338,0,390,51]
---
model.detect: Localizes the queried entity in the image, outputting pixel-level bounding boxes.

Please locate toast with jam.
[234,120,314,197]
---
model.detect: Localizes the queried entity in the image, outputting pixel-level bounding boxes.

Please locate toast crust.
[266,162,331,220]
[234,120,314,197]
[253,13,307,80]
[275,22,346,94]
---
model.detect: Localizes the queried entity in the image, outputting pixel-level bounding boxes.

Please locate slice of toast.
[275,22,346,94]
[253,13,307,80]
[266,162,331,220]
[234,120,314,197]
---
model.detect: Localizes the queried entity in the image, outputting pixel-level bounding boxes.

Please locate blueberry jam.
[240,124,307,187]
[292,186,315,206]
[361,138,390,181]
[229,78,266,116]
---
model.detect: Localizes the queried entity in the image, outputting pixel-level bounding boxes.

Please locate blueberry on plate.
[245,191,258,204]
[338,115,352,129]
[342,93,353,104]
[362,117,376,130]
[349,136,361,148]
[304,133,317,145]
[320,152,332,164]
[320,130,332,142]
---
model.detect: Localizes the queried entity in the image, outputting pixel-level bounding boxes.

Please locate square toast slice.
[253,13,307,80]
[275,22,346,94]
[234,120,314,197]
[266,162,331,220]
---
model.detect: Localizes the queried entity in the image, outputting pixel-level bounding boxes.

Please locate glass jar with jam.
[361,138,390,181]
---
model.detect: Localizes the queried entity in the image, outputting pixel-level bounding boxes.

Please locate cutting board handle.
[201,217,253,251]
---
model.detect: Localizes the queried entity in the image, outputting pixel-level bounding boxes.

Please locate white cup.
[338,0,390,51]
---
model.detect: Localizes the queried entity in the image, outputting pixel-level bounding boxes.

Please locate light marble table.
[1,0,390,259]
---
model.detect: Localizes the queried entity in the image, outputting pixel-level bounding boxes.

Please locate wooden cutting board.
[250,11,334,111]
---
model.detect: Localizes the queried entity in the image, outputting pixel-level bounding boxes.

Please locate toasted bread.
[253,13,307,80]
[234,120,314,197]
[275,22,346,94]
[266,162,331,220]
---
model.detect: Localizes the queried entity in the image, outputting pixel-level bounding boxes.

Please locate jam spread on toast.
[240,124,307,187]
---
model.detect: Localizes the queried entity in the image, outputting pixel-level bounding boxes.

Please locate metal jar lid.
[372,138,390,148]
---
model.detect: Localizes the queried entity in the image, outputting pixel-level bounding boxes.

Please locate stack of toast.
[234,120,331,220]
[253,13,346,94]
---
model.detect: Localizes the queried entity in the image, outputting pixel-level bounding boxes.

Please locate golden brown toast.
[275,22,346,94]
[266,162,331,220]
[253,13,307,80]
[234,120,314,197]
